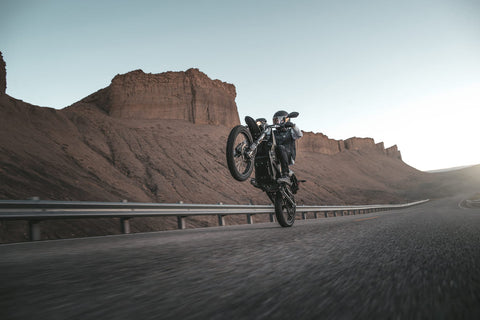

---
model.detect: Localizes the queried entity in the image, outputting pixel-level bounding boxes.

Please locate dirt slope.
[1,94,430,205]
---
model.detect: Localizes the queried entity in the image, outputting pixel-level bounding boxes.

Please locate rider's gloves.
[284,122,295,128]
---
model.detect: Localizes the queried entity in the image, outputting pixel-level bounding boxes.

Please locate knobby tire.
[226,125,254,181]
[275,187,296,227]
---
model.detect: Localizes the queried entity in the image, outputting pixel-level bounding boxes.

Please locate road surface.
[1,195,479,319]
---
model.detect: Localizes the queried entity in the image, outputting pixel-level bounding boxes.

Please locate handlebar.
[245,122,294,158]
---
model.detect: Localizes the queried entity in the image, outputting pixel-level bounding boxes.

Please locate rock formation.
[71,65,401,158]
[0,51,6,94]
[386,145,402,160]
[79,68,240,127]
[344,137,376,151]
[298,132,342,155]
[298,132,401,159]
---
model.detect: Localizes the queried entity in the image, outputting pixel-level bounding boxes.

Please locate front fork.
[245,130,267,159]
[268,186,295,207]
[280,186,296,207]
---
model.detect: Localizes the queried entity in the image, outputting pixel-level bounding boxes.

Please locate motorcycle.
[226,112,301,227]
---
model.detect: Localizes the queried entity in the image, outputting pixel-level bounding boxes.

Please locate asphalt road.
[1,195,479,319]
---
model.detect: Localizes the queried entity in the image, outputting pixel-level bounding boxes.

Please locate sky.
[1,0,479,171]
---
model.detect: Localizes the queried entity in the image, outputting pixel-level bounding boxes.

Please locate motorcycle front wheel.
[226,125,254,181]
[275,186,296,227]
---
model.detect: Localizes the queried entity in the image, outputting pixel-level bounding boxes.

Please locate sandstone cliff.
[386,145,402,160]
[298,132,342,155]
[298,132,402,160]
[0,51,6,94]
[79,68,240,127]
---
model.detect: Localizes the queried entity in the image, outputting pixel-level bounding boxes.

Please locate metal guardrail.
[0,199,429,241]
[465,199,480,208]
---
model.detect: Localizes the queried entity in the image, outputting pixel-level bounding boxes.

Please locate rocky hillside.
[0,93,423,205]
[0,53,422,205]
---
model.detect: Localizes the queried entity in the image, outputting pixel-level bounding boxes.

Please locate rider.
[272,110,303,183]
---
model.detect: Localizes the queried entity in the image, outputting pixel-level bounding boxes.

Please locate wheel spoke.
[232,134,250,174]
[275,186,296,227]
[226,125,253,182]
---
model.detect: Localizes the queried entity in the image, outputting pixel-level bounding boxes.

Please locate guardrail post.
[29,220,41,241]
[218,215,226,226]
[217,202,226,226]
[246,202,255,224]
[302,212,308,220]
[269,213,275,222]
[333,211,337,217]
[121,218,131,234]
[314,212,318,219]
[324,212,329,218]
[177,216,187,229]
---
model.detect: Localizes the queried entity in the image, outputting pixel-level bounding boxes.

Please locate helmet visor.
[273,116,285,124]
[273,116,289,124]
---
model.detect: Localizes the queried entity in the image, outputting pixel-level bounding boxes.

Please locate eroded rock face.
[298,133,401,159]
[0,51,6,94]
[344,137,376,151]
[386,145,402,160]
[298,132,342,155]
[81,68,240,127]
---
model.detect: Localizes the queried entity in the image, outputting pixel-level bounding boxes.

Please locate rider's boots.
[277,168,294,184]
[277,174,291,184]
[250,178,261,188]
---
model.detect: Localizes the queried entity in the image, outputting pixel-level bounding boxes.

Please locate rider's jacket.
[274,125,303,163]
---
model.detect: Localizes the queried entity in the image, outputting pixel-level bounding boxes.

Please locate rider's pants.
[276,145,292,176]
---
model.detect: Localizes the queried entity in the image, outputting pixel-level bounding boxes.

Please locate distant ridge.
[426,164,477,173]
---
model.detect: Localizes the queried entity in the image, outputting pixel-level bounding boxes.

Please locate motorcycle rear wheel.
[275,186,296,227]
[226,125,254,181]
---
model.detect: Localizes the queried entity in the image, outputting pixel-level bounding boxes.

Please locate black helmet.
[273,110,289,125]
